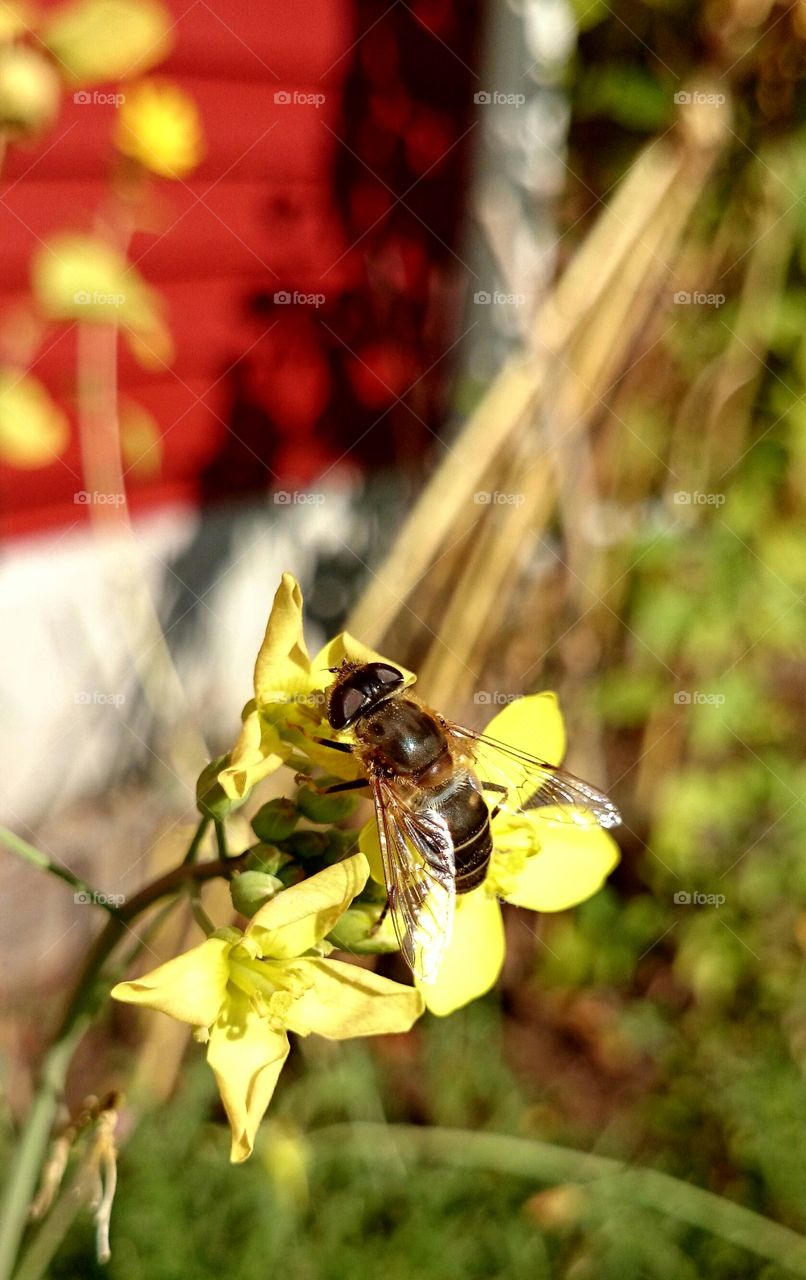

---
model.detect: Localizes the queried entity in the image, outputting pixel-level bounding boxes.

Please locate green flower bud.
[230,870,283,918]
[327,903,399,955]
[196,756,242,819]
[285,830,329,861]
[245,843,287,876]
[251,798,299,843]
[296,784,359,825]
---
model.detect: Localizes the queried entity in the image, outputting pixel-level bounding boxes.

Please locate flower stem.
[310,1124,806,1277]
[0,827,124,919]
[0,818,247,1280]
[213,818,229,860]
[183,815,211,865]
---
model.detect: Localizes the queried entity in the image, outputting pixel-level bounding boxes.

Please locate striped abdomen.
[416,770,492,894]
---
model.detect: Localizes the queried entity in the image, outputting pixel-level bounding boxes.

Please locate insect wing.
[371,778,455,984]
[448,725,621,829]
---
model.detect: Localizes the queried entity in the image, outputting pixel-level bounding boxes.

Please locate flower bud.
[230,870,283,918]
[285,830,329,860]
[251,798,298,843]
[296,784,358,825]
[245,843,286,876]
[197,756,242,819]
[327,902,399,955]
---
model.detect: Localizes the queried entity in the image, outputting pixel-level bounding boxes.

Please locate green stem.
[0,827,123,920]
[310,1124,806,1277]
[188,883,216,937]
[183,815,211,865]
[0,819,247,1280]
[213,818,229,860]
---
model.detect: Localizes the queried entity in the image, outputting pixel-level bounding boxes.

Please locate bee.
[323,661,621,983]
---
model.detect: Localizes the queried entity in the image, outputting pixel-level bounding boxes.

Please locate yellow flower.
[115,79,204,179]
[360,693,620,1017]
[111,854,423,1161]
[218,572,413,802]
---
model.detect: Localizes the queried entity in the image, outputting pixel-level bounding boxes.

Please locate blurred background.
[3,0,806,1276]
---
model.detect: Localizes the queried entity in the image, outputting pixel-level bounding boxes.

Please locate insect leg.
[479,779,508,821]
[312,778,371,795]
[313,737,354,754]
[370,890,393,936]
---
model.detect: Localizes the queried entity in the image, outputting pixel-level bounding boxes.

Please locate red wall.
[0,0,478,537]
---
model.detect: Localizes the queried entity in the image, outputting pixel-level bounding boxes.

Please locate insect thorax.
[354,696,446,775]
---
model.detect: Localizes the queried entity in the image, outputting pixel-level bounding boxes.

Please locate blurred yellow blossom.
[115,79,204,179]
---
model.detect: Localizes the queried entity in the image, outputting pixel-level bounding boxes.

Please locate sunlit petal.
[310,632,415,688]
[253,572,312,705]
[111,937,231,1026]
[418,890,505,1017]
[505,819,620,912]
[284,958,424,1038]
[482,691,566,766]
[247,853,369,958]
[218,709,288,800]
[207,990,290,1163]
[358,818,385,885]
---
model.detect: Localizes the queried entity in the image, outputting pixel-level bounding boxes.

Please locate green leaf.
[576,65,673,131]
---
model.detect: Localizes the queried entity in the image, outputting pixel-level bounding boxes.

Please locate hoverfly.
[322,661,621,983]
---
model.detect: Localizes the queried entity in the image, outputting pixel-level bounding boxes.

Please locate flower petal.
[284,958,424,1038]
[282,725,365,782]
[418,890,505,1017]
[253,572,312,706]
[218,708,288,801]
[207,990,289,1162]
[247,853,369,959]
[111,937,231,1026]
[358,817,385,885]
[482,691,566,767]
[309,632,415,688]
[505,819,620,912]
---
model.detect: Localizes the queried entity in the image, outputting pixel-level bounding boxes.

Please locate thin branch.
[0,827,124,919]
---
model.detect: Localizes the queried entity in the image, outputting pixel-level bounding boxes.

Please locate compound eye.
[374,664,403,686]
[339,686,367,726]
